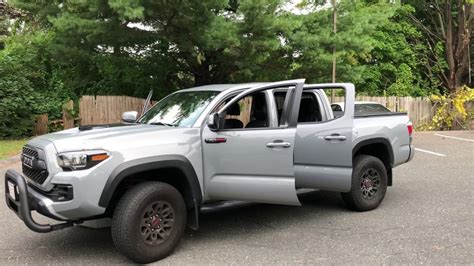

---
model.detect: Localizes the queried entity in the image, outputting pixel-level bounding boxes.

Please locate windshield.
[138,91,219,127]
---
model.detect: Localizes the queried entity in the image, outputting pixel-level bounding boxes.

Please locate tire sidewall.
[113,182,186,263]
[350,155,388,211]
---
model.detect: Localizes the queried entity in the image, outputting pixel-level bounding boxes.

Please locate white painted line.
[415,148,446,157]
[434,133,474,143]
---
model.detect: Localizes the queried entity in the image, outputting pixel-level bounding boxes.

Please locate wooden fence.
[78,95,434,126]
[33,95,439,135]
[34,114,49,135]
[63,100,75,129]
[79,95,151,125]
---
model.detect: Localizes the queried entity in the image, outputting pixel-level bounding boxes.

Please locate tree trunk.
[410,0,472,93]
[194,62,211,86]
[443,0,471,93]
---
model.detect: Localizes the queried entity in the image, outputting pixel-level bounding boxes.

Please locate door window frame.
[211,90,274,131]
[211,80,305,132]
[294,86,350,125]
[273,89,332,125]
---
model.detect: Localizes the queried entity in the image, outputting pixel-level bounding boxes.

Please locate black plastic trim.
[352,138,394,166]
[21,145,49,184]
[355,112,407,118]
[279,87,294,127]
[287,82,304,127]
[98,155,203,209]
[4,169,74,233]
[406,144,414,163]
[78,123,136,131]
[28,183,74,202]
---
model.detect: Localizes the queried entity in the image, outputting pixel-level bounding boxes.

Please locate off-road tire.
[111,182,186,263]
[341,155,388,211]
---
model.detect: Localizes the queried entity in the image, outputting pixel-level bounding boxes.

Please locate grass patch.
[0,139,29,160]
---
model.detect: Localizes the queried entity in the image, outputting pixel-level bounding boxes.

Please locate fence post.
[63,100,74,129]
[34,114,48,135]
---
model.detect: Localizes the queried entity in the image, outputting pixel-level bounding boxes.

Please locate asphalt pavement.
[0,131,473,264]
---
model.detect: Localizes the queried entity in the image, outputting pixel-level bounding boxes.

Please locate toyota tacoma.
[5,79,414,263]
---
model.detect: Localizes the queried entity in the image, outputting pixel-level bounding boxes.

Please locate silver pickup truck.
[5,79,414,263]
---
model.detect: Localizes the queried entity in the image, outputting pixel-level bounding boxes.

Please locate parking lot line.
[415,148,446,157]
[434,133,474,143]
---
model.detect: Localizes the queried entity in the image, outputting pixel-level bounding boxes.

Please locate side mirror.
[122,111,138,123]
[207,113,222,131]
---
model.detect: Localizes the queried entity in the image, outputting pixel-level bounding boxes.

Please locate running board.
[200,188,318,213]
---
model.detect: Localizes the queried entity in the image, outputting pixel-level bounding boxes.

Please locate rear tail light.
[407,122,413,135]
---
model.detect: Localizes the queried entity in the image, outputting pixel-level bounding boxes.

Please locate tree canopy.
[0,0,472,137]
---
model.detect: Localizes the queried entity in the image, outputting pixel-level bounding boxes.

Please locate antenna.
[141,89,153,117]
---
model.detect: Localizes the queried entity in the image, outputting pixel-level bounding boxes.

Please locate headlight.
[57,150,110,171]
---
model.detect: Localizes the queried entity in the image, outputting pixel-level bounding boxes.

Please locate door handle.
[324,134,347,141]
[266,141,292,148]
[205,137,227,143]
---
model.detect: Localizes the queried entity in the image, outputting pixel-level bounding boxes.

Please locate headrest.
[253,110,266,121]
[227,103,241,115]
[224,119,243,129]
[300,98,316,113]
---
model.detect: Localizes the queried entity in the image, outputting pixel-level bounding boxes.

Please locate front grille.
[21,146,49,185]
[22,165,49,184]
[22,146,38,158]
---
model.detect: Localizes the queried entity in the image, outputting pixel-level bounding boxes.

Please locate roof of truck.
[178,83,267,92]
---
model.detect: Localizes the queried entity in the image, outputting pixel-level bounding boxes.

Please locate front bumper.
[5,169,75,233]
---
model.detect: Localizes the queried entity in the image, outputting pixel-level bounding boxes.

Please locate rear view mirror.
[122,111,138,123]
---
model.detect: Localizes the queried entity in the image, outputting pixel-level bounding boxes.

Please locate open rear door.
[294,83,355,192]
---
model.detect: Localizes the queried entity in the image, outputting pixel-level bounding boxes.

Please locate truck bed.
[353,112,412,168]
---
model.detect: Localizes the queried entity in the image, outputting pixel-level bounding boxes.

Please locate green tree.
[137,0,289,86]
[405,0,472,93]
[9,0,290,97]
[0,31,71,138]
[358,4,439,96]
[0,1,27,50]
[4,0,459,103]
[285,1,395,86]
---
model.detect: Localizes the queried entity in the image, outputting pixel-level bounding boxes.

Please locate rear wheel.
[111,182,186,263]
[341,155,388,211]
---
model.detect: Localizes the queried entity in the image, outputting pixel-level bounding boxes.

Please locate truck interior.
[223,90,328,129]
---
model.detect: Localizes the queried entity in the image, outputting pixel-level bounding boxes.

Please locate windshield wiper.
[149,122,177,127]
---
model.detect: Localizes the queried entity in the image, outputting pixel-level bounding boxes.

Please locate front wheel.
[111,182,186,263]
[341,155,388,211]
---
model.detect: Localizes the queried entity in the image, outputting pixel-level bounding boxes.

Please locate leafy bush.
[0,31,72,139]
[0,60,36,138]
[419,86,474,131]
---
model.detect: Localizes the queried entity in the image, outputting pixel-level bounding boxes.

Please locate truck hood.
[35,124,188,153]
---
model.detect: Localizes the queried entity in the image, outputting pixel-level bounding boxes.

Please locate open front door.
[201,80,304,205]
